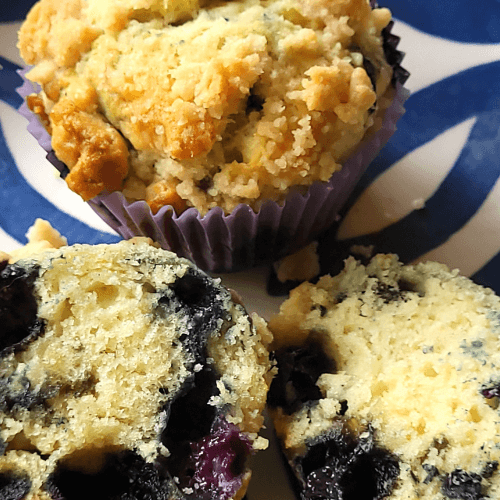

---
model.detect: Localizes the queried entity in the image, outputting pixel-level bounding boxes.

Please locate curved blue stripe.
[382,0,500,44]
[348,60,500,202]
[0,119,121,246]
[0,57,23,109]
[349,111,500,262]
[0,0,36,23]
[471,252,500,294]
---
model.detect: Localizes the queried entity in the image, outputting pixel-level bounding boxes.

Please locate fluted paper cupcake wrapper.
[89,85,407,272]
[18,64,408,271]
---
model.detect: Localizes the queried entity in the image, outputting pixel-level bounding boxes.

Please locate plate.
[1,2,500,498]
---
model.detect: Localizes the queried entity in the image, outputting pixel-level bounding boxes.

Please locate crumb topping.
[19,0,393,213]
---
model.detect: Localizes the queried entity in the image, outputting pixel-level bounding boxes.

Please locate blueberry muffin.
[267,254,500,499]
[0,238,273,500]
[18,0,401,215]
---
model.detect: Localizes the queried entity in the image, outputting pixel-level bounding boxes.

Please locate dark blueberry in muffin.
[246,88,265,114]
[481,461,498,479]
[481,381,500,399]
[0,472,31,500]
[157,269,228,361]
[196,176,213,192]
[0,374,58,416]
[441,469,482,500]
[268,339,336,414]
[0,263,44,356]
[45,451,170,500]
[162,363,251,500]
[423,464,439,484]
[296,427,399,500]
[267,255,500,498]
[171,416,251,500]
[0,240,272,500]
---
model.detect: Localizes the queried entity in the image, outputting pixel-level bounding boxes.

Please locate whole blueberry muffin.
[19,0,400,214]
[17,0,408,272]
[0,238,273,500]
[267,254,500,499]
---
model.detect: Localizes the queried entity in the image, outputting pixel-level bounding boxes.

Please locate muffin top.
[19,0,394,214]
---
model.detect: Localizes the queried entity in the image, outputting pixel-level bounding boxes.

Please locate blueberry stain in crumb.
[157,269,228,360]
[0,375,57,416]
[0,472,31,500]
[298,427,399,500]
[374,279,419,303]
[481,381,500,399]
[0,263,45,356]
[268,339,336,414]
[423,464,439,484]
[45,450,170,500]
[441,469,482,500]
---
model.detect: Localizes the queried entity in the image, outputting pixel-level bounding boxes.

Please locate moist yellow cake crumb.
[0,238,273,499]
[19,0,394,214]
[268,254,500,499]
[274,241,320,283]
[1,219,67,264]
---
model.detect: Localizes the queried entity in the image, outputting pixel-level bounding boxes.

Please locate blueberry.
[160,362,251,500]
[245,88,264,114]
[268,339,336,414]
[156,270,228,361]
[0,263,45,356]
[374,279,418,304]
[481,383,500,399]
[45,451,170,500]
[298,427,399,500]
[0,472,31,500]
[174,417,251,500]
[196,176,213,192]
[481,461,498,479]
[162,364,219,448]
[0,373,95,419]
[442,469,482,500]
[0,375,53,415]
[423,464,439,484]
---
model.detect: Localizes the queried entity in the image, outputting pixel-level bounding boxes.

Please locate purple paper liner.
[17,32,409,273]
[90,83,408,273]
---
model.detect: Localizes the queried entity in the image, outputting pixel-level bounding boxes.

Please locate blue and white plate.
[1,3,500,497]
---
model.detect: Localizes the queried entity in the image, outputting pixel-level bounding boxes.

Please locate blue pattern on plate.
[0,53,120,246]
[0,58,23,109]
[338,62,500,263]
[0,0,499,294]
[0,116,121,246]
[0,56,120,245]
[382,0,500,44]
[328,6,500,293]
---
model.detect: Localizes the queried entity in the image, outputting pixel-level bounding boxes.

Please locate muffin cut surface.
[0,239,273,500]
[19,0,395,214]
[268,254,500,499]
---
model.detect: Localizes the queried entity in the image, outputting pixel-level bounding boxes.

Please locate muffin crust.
[19,0,394,214]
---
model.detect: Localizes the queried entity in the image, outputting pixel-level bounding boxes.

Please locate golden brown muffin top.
[19,0,393,214]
